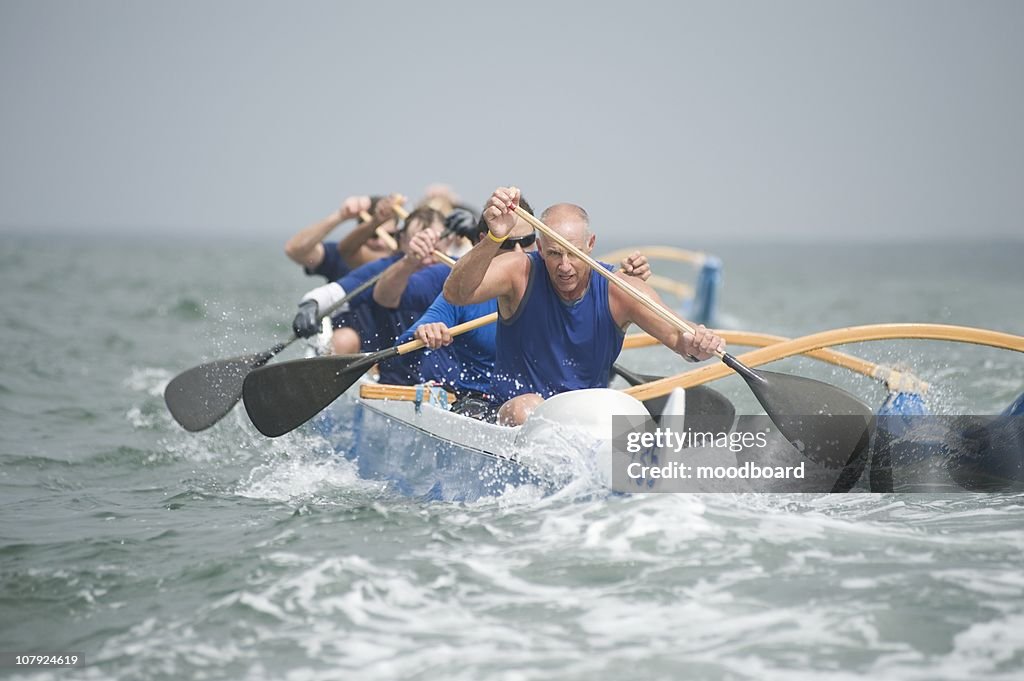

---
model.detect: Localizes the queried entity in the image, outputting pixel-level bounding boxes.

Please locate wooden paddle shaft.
[513,206,719,357]
[376,227,399,251]
[360,383,456,404]
[395,312,498,356]
[432,250,456,267]
[356,209,401,252]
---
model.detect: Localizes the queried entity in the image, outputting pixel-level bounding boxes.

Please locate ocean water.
[1,232,1023,680]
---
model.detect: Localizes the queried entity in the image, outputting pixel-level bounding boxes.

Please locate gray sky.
[1,0,1021,242]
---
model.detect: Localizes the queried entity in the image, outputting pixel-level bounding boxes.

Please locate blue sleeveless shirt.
[491,251,624,403]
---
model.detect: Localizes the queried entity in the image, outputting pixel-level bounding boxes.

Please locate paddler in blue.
[444,186,726,426]
[284,194,403,280]
[398,206,652,415]
[292,206,455,362]
[371,207,481,313]
[384,201,538,402]
[285,194,402,354]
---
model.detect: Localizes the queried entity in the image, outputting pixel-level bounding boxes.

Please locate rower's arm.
[373,256,420,308]
[336,219,377,264]
[283,211,343,270]
[337,196,401,268]
[396,293,458,345]
[285,195,372,269]
[609,274,724,360]
[337,217,395,268]
[443,240,527,307]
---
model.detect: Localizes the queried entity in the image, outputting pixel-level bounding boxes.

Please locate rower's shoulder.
[607,270,656,318]
[492,250,533,276]
[491,251,533,314]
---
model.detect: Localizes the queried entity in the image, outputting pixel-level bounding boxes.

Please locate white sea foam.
[122,367,172,397]
[234,450,381,504]
[125,406,158,429]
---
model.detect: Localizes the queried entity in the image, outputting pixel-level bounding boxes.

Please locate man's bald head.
[540,204,589,231]
[539,203,591,248]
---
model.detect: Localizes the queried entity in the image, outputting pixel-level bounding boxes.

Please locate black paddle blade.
[242,353,380,437]
[611,364,734,426]
[611,364,674,416]
[164,350,276,432]
[744,369,873,469]
[680,384,736,432]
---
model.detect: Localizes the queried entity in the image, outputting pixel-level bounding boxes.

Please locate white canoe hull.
[309,387,653,501]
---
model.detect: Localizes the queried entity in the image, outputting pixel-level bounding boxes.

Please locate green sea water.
[1,232,1022,680]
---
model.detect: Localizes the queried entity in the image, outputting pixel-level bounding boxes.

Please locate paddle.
[163,271,384,432]
[242,312,499,437]
[359,205,401,251]
[611,363,673,417]
[515,205,873,469]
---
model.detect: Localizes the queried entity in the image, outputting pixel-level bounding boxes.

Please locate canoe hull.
[312,395,556,502]
[309,385,1024,499]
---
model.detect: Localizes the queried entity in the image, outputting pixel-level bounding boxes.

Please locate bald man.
[444,186,725,426]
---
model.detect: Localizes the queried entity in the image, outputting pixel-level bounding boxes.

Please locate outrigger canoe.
[307,323,1024,501]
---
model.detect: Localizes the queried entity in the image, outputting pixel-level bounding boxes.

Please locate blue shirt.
[397,264,452,312]
[397,296,498,396]
[368,260,452,385]
[327,254,402,352]
[335,254,400,310]
[491,251,624,403]
[305,241,350,281]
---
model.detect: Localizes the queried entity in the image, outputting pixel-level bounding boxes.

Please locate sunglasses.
[499,233,536,251]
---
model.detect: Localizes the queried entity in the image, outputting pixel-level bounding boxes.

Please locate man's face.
[539,219,595,299]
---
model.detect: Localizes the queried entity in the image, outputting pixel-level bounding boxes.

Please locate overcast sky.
[1,1,1021,242]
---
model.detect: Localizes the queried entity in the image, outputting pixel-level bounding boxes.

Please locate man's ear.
[586,233,596,252]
